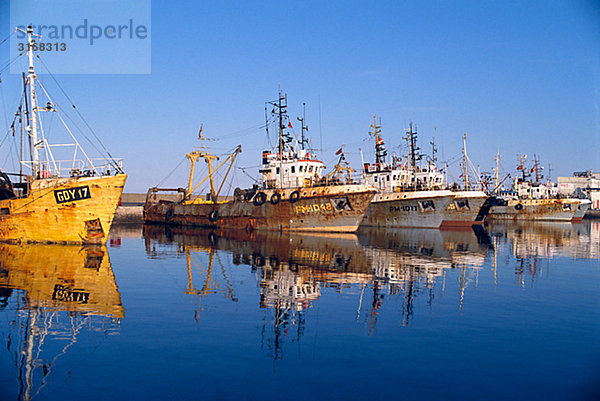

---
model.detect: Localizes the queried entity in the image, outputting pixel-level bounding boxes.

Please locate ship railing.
[144,187,187,207]
[391,182,448,192]
[21,158,124,178]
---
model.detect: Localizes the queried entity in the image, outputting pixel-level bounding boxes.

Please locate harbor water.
[1,221,599,400]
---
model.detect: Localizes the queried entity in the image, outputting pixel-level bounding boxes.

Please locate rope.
[155,156,187,187]
[0,53,25,75]
[0,31,15,48]
[35,54,123,173]
[238,166,259,184]
[215,122,270,141]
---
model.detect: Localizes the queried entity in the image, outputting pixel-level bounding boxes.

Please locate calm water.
[1,221,599,400]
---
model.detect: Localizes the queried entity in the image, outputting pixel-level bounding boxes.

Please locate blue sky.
[0,0,598,193]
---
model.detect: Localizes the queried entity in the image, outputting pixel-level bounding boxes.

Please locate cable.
[155,156,187,187]
[0,31,15,48]
[238,166,259,184]
[0,53,25,75]
[35,54,123,173]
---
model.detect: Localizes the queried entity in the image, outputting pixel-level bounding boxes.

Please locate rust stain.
[144,185,375,232]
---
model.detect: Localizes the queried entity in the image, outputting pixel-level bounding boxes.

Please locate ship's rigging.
[0,26,123,182]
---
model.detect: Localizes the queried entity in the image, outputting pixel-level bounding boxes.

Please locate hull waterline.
[488,198,582,222]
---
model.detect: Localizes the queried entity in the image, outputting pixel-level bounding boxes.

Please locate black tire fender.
[253,192,267,206]
[289,190,301,203]
[270,192,281,205]
[208,209,219,222]
[514,203,523,211]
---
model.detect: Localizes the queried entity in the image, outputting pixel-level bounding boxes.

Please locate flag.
[198,124,203,138]
[531,166,537,172]
[516,165,523,170]
[336,148,343,155]
[288,121,293,128]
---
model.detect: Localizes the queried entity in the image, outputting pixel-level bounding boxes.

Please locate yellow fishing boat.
[0,26,126,244]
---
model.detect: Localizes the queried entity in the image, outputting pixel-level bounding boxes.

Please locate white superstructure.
[360,117,453,228]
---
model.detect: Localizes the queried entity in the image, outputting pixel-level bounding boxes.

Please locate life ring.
[270,192,281,205]
[208,209,219,222]
[514,203,523,211]
[253,192,267,206]
[165,208,174,221]
[289,190,301,203]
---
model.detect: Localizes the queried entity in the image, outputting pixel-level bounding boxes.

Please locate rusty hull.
[488,198,582,221]
[361,190,454,228]
[440,192,491,228]
[144,185,376,233]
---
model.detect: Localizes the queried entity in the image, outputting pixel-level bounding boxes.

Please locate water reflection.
[0,244,123,401]
[487,220,600,259]
[144,225,370,358]
[1,222,596,399]
[487,221,600,287]
[143,225,493,354]
[141,221,599,361]
[357,227,491,326]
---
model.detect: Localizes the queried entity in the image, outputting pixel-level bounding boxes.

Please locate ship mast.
[25,26,42,178]
[461,133,470,190]
[277,92,286,156]
[405,123,420,171]
[266,90,291,188]
[370,115,385,164]
[494,149,500,195]
[297,102,309,151]
[185,131,242,203]
[429,137,437,170]
[517,153,528,183]
[532,154,543,183]
[191,131,218,201]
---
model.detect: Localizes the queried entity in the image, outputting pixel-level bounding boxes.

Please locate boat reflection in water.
[357,227,492,327]
[486,220,600,286]
[144,224,493,355]
[0,244,123,401]
[144,225,370,358]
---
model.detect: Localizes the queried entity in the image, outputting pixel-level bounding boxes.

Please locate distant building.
[557,171,600,210]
